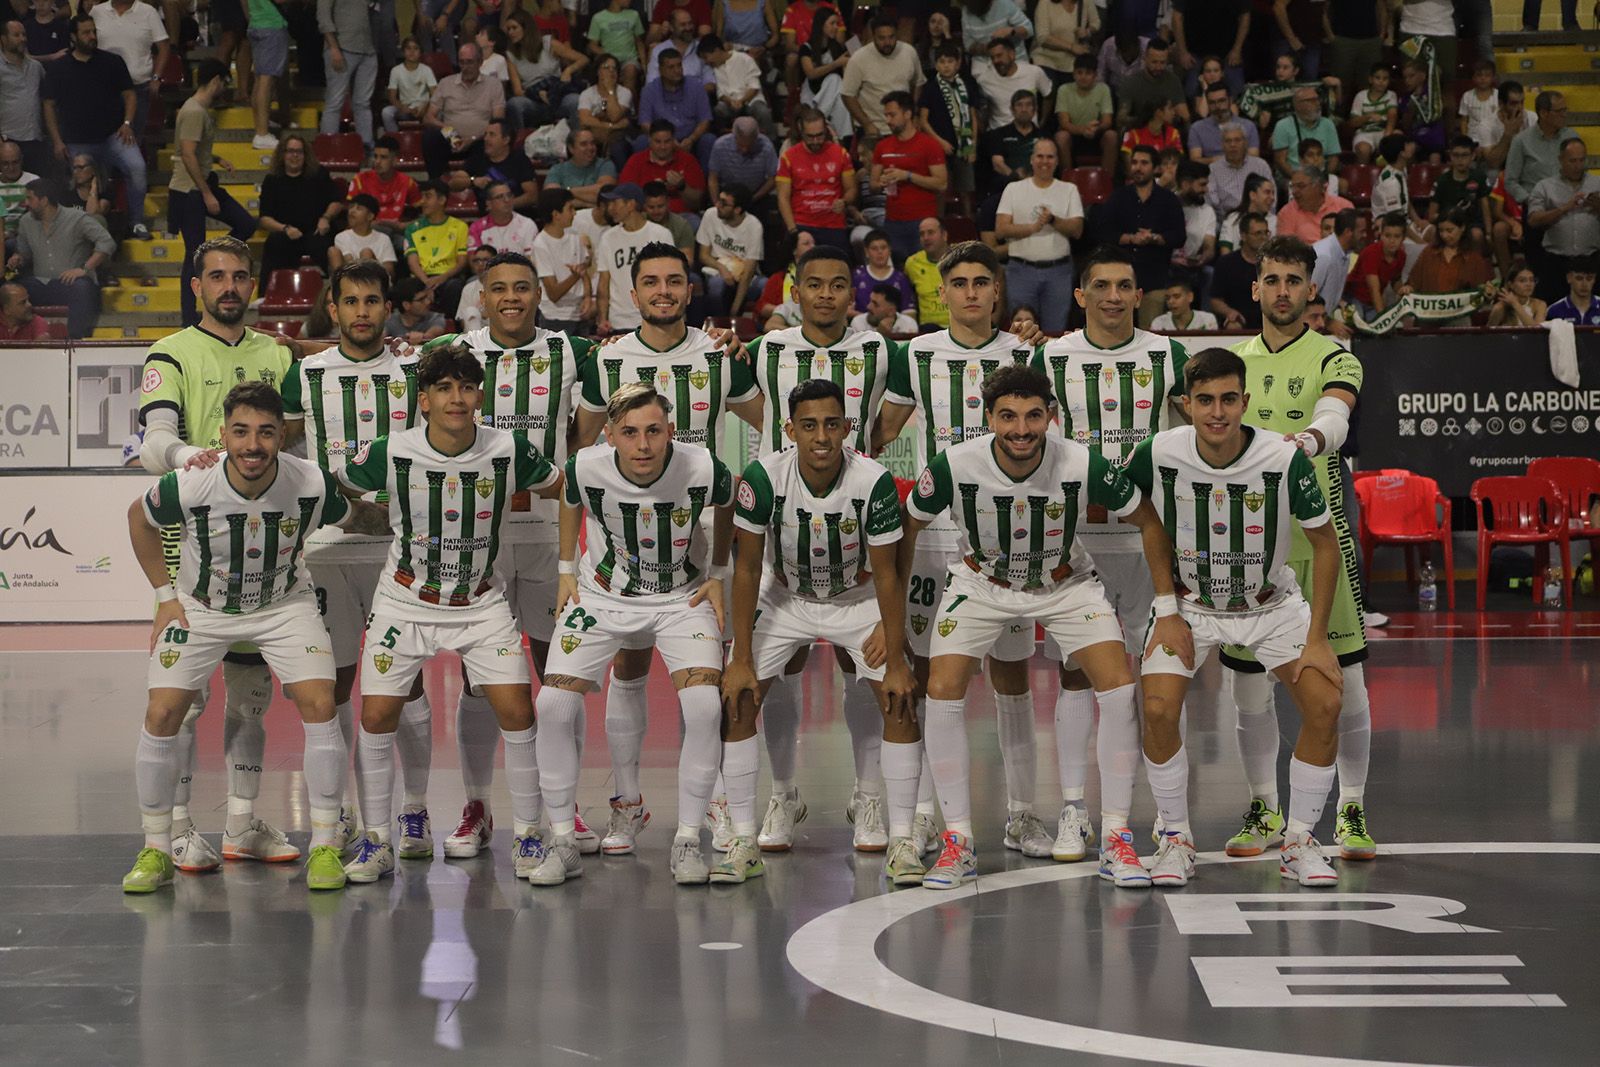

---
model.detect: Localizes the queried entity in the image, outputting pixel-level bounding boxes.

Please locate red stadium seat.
[1528,456,1600,590]
[444,188,481,217]
[45,321,67,340]
[1354,469,1455,610]
[1469,475,1571,610]
[734,314,759,341]
[259,267,325,316]
[314,132,365,171]
[392,129,425,169]
[945,216,979,244]
[1065,166,1112,206]
[1407,162,1443,202]
[423,52,457,80]
[253,319,305,338]
[1342,163,1377,208]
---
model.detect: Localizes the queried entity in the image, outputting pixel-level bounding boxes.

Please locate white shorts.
[929,568,1124,664]
[360,602,531,696]
[907,545,1033,661]
[148,594,335,692]
[752,579,887,683]
[1043,548,1153,665]
[505,540,560,643]
[309,558,385,668]
[544,593,724,685]
[1142,594,1312,679]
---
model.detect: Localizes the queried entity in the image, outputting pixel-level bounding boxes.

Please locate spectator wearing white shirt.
[1480,80,1536,176]
[851,283,918,336]
[383,36,437,132]
[89,0,169,148]
[995,138,1082,332]
[1173,159,1216,271]
[467,180,540,257]
[1217,172,1277,253]
[695,182,764,314]
[330,193,397,276]
[1310,208,1358,336]
[531,187,596,333]
[841,14,924,148]
[1149,277,1218,331]
[454,244,496,331]
[699,33,773,141]
[975,36,1052,130]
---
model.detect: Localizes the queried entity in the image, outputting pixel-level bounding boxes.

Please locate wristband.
[557,559,577,575]
[154,584,178,603]
[707,563,732,581]
[1153,594,1179,618]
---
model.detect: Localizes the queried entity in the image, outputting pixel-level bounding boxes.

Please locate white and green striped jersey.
[340,425,558,616]
[1126,426,1329,613]
[578,327,759,454]
[1031,328,1188,551]
[142,452,348,614]
[429,326,596,543]
[734,447,902,603]
[907,434,1140,591]
[883,328,1034,548]
[744,327,902,456]
[564,441,735,604]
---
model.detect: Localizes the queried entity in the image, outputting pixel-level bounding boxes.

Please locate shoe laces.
[933,833,968,870]
[254,819,290,844]
[574,812,592,834]
[398,811,428,838]
[856,793,885,829]
[606,806,634,838]
[887,838,916,866]
[1105,831,1140,866]
[673,837,702,864]
[1011,811,1046,841]
[451,804,485,838]
[1238,802,1271,837]
[515,834,545,861]
[354,837,383,863]
[1340,803,1368,838]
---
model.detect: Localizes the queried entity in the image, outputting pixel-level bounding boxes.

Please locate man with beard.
[898,364,1189,889]
[841,14,924,151]
[138,236,307,876]
[1221,234,1377,866]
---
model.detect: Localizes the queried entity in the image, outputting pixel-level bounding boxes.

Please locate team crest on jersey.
[560,634,582,654]
[1014,501,1026,516]
[844,357,863,375]
[247,518,260,536]
[910,615,928,635]
[1244,492,1265,512]
[1213,490,1226,508]
[373,652,394,674]
[359,380,371,397]
[446,477,460,497]
[388,381,406,399]
[642,509,654,524]
[1262,375,1275,391]
[1102,368,1116,386]
[1133,367,1153,389]
[159,650,180,668]
[531,356,550,374]
[1287,376,1305,397]
[839,517,857,535]
[671,507,691,527]
[689,370,710,390]
[937,618,957,637]
[916,469,935,497]
[475,478,495,499]
[279,518,300,538]
[736,480,757,510]
[1045,502,1065,519]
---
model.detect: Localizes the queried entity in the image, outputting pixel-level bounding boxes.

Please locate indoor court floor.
[2,613,1598,1066]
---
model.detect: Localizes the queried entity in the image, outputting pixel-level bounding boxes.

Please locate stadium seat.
[423,52,457,80]
[253,319,304,337]
[1343,163,1377,208]
[945,216,979,244]
[734,314,759,341]
[1065,166,1112,207]
[259,267,325,315]
[157,51,184,89]
[393,129,425,169]
[1407,162,1443,202]
[1469,475,1571,610]
[444,189,481,218]
[703,316,735,335]
[45,321,67,340]
[315,132,365,171]
[1528,456,1600,590]
[1353,468,1455,610]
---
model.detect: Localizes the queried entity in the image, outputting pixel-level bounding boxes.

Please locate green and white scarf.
[1341,288,1488,334]
[937,74,975,159]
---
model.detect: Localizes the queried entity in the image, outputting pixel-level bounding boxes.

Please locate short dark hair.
[1183,347,1248,395]
[871,11,896,32]
[936,239,999,279]
[417,341,485,390]
[391,276,428,305]
[937,41,964,62]
[869,282,903,310]
[1378,211,1407,233]
[71,13,94,33]
[1370,60,1392,76]
[1448,134,1477,153]
[192,235,252,276]
[195,58,230,87]
[1566,256,1598,276]
[699,32,725,52]
[1128,144,1159,166]
[224,382,284,422]
[718,182,751,212]
[882,90,915,113]
[1330,208,1358,238]
[537,185,574,224]
[1205,81,1231,99]
[1166,275,1195,297]
[657,46,682,64]
[1377,133,1408,164]
[630,240,689,283]
[483,250,537,280]
[788,378,846,417]
[24,177,61,205]
[1257,234,1317,277]
[649,118,677,137]
[1498,79,1524,104]
[349,192,381,214]
[330,260,391,302]
[1073,53,1097,72]
[421,177,451,197]
[1534,89,1561,114]
[1177,159,1208,185]
[1146,37,1169,51]
[374,136,400,154]
[988,36,1016,52]
[1239,210,1269,234]
[796,243,852,278]
[1010,88,1038,107]
[1297,138,1324,156]
[641,179,670,201]
[1560,135,1587,156]
[981,365,1054,414]
[1307,294,1327,308]
[862,228,890,248]
[1077,245,1136,284]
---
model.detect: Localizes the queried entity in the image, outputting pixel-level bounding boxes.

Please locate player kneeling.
[125,384,354,893]
[720,380,919,885]
[1128,348,1345,887]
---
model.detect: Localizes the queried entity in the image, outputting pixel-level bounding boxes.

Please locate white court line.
[786,843,1600,1067]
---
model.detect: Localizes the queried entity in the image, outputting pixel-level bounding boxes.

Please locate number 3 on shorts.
[563,607,598,632]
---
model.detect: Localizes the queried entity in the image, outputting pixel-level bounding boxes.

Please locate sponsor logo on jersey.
[736,480,756,510]
[673,538,689,547]
[1013,528,1027,539]
[840,517,857,535]
[142,368,163,393]
[1246,525,1264,534]
[1243,492,1265,512]
[692,401,710,412]
[847,387,863,398]
[499,384,514,396]
[966,396,981,409]
[476,478,495,498]
[1103,399,1118,411]
[689,370,710,390]
[359,409,375,423]
[392,411,407,420]
[910,614,928,635]
[533,385,549,396]
[937,618,957,637]
[560,633,581,654]
[304,645,329,656]
[1047,528,1062,536]
[812,547,826,556]
[476,510,493,519]
[1287,409,1304,420]
[373,652,394,674]
[1136,398,1152,410]
[446,509,461,522]
[1262,374,1275,391]
[496,647,516,656]
[1287,376,1305,397]
[1257,408,1272,421]
[159,649,180,668]
[641,538,655,548]
[672,507,691,527]
[1045,501,1065,519]
[1133,367,1153,388]
[1212,521,1227,534]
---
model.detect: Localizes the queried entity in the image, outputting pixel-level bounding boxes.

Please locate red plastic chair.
[253,318,305,338]
[1407,162,1443,202]
[1065,166,1112,207]
[1342,162,1377,208]
[1528,456,1600,590]
[444,189,481,218]
[423,52,457,80]
[314,132,365,171]
[392,129,425,170]
[1353,468,1455,609]
[945,216,979,244]
[259,267,325,315]
[1468,475,1571,610]
[734,314,760,341]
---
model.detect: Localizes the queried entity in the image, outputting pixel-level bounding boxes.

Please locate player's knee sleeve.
[1230,667,1274,716]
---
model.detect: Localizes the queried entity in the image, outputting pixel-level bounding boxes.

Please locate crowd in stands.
[2,0,1599,340]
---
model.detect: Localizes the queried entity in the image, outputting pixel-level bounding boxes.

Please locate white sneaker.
[511,830,546,879]
[704,797,735,853]
[757,788,806,851]
[1052,803,1095,862]
[846,790,889,852]
[912,812,940,855]
[708,836,766,884]
[251,133,279,150]
[527,834,583,886]
[1003,810,1053,858]
[222,818,300,862]
[1097,827,1151,888]
[1150,831,1196,887]
[669,835,710,884]
[444,801,492,858]
[396,805,433,860]
[1280,830,1340,886]
[921,831,976,890]
[883,837,926,886]
[602,795,650,855]
[170,825,221,873]
[573,811,601,855]
[342,833,395,883]
[335,807,360,857]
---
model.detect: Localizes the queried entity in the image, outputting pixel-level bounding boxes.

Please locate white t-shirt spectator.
[1218,209,1277,249]
[996,178,1084,263]
[1456,90,1502,150]
[388,63,439,110]
[597,221,674,330]
[709,50,762,105]
[851,310,919,334]
[532,227,591,321]
[1400,0,1455,36]
[578,84,635,118]
[695,210,764,268]
[974,61,1052,130]
[456,277,485,332]
[1180,201,1217,261]
[335,228,397,264]
[469,213,540,257]
[1150,309,1219,331]
[481,53,511,85]
[91,0,168,85]
[569,206,610,255]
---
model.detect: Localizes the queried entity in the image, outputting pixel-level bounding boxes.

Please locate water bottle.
[1543,566,1564,608]
[1417,561,1438,611]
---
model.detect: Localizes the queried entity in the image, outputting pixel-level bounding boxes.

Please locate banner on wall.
[0,349,70,468]
[0,474,158,623]
[69,345,148,467]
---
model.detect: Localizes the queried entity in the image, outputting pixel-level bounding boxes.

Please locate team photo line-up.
[122,225,1376,895]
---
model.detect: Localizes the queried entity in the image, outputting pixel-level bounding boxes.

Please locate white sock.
[603,670,648,803]
[841,677,883,796]
[136,728,179,852]
[1232,669,1281,808]
[357,727,396,843]
[994,691,1036,813]
[534,687,584,829]
[760,674,800,785]
[722,736,760,835]
[1095,683,1138,831]
[302,718,347,848]
[881,739,921,840]
[222,659,271,832]
[172,701,200,825]
[922,697,972,838]
[334,700,357,811]
[1335,663,1370,808]
[395,694,433,807]
[455,691,499,803]
[500,725,542,833]
[1054,687,1093,804]
[676,686,722,841]
[1287,756,1337,834]
[1144,747,1191,836]
[914,698,937,815]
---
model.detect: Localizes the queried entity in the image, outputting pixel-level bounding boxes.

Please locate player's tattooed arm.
[341,499,393,537]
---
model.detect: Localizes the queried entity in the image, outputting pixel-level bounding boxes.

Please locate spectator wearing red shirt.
[348,137,421,234]
[619,119,707,211]
[1349,213,1410,312]
[870,91,949,260]
[777,106,857,249]
[1121,98,1184,159]
[0,282,51,341]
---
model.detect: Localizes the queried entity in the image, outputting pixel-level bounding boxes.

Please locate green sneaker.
[708,836,766,884]
[883,837,927,886]
[1224,798,1285,857]
[1335,802,1377,860]
[305,845,348,891]
[122,847,175,893]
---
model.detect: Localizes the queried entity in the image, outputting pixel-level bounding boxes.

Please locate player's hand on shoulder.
[183,448,223,471]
